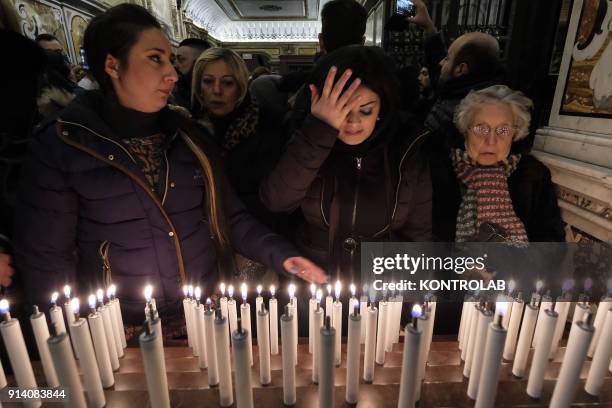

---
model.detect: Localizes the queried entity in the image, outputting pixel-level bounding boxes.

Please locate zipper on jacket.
[161,149,170,205]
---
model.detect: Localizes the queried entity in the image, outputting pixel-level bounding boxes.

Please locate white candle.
[375,300,388,365]
[219,282,229,326]
[527,308,558,398]
[398,305,422,408]
[333,280,342,366]
[69,298,105,408]
[256,302,271,385]
[309,283,317,354]
[474,301,508,408]
[194,291,208,370]
[228,285,238,340]
[393,294,404,345]
[587,297,612,357]
[363,304,378,382]
[269,285,279,355]
[312,290,324,384]
[385,295,394,352]
[585,306,612,396]
[502,295,524,360]
[283,284,298,365]
[461,301,476,361]
[189,287,199,357]
[105,292,124,359]
[0,299,40,408]
[415,304,434,402]
[359,294,368,344]
[572,299,589,324]
[140,321,170,408]
[255,284,263,317]
[204,298,219,386]
[550,313,594,407]
[108,285,127,348]
[49,292,66,334]
[532,293,552,348]
[232,318,254,408]
[423,298,436,364]
[214,312,233,407]
[289,284,298,365]
[458,298,470,347]
[182,285,194,350]
[319,316,335,408]
[144,285,164,360]
[463,303,479,374]
[240,283,253,366]
[47,331,86,408]
[511,299,538,377]
[325,284,333,321]
[86,295,114,388]
[30,305,59,388]
[345,305,361,404]
[467,307,493,399]
[98,290,120,371]
[63,285,79,360]
[550,296,571,358]
[280,306,296,405]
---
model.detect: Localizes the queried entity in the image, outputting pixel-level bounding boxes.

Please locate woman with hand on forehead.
[260,45,432,283]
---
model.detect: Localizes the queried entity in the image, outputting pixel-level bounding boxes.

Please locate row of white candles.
[0,280,610,408]
[458,284,612,407]
[0,284,127,408]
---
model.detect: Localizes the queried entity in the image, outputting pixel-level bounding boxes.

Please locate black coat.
[430,150,566,242]
[13,91,298,323]
[260,114,432,279]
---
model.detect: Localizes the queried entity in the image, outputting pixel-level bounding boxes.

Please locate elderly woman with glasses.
[431,85,565,243]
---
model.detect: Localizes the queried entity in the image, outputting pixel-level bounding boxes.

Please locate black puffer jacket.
[13,91,298,323]
[260,113,432,281]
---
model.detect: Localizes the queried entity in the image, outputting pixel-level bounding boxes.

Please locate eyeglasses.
[470,124,517,139]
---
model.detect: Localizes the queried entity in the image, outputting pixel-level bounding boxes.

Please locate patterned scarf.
[451,148,528,243]
[197,100,260,154]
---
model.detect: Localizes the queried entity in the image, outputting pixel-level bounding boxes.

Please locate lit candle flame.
[88,294,97,310]
[310,283,316,297]
[508,280,516,293]
[327,284,332,295]
[51,292,59,305]
[270,285,276,297]
[562,278,575,293]
[96,289,104,304]
[63,285,71,299]
[194,286,202,302]
[144,285,153,303]
[206,297,212,305]
[188,285,194,297]
[109,284,117,297]
[535,280,544,292]
[334,280,341,299]
[228,285,234,299]
[182,285,188,297]
[70,297,80,315]
[0,299,9,315]
[220,282,226,296]
[350,283,356,297]
[495,295,509,317]
[411,303,422,319]
[288,283,296,300]
[257,285,262,296]
[241,283,247,302]
[316,289,323,303]
[106,287,113,299]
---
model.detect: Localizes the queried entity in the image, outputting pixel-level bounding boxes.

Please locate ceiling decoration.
[183,0,326,42]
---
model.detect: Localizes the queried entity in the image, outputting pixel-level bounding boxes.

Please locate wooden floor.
[7,335,612,407]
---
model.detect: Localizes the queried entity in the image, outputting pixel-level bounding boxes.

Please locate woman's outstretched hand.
[309,66,362,130]
[283,256,329,285]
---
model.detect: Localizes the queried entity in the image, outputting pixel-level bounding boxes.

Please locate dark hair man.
[172,37,211,109]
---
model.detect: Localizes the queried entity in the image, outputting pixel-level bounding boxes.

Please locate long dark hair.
[310,45,400,117]
[83,4,160,93]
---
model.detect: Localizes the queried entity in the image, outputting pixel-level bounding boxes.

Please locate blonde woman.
[191,48,289,228]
